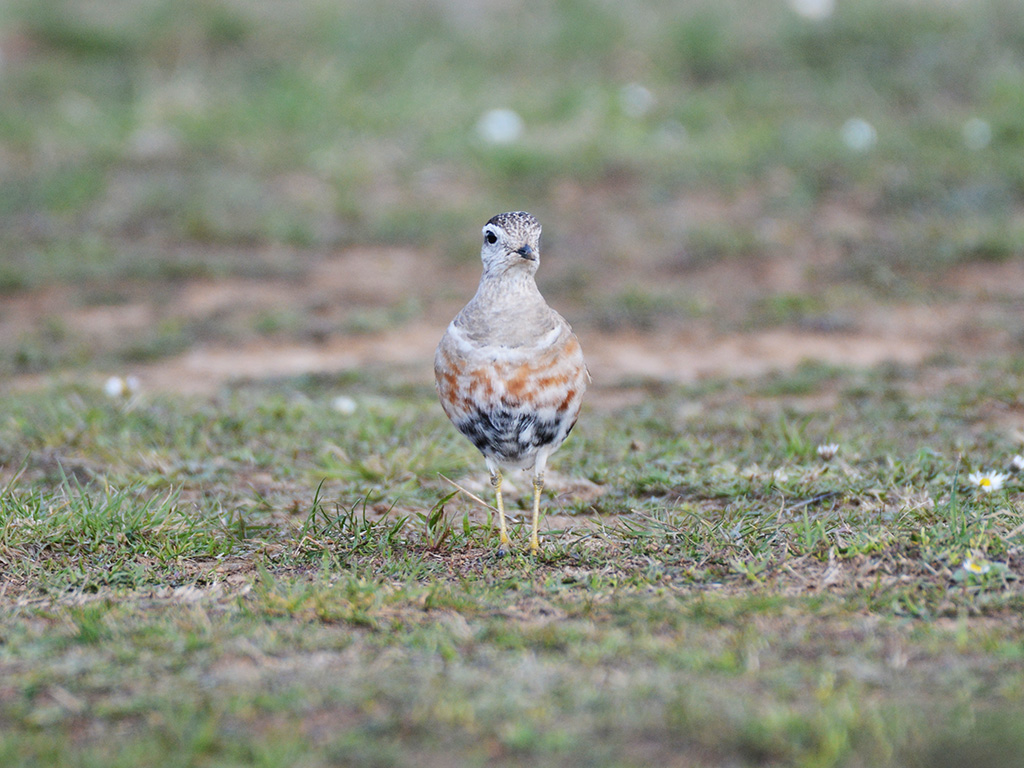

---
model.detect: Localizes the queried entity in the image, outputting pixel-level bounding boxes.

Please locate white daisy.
[331,395,358,415]
[816,443,839,461]
[967,471,1008,493]
[962,555,991,575]
[789,0,834,20]
[104,375,141,399]
[841,118,877,152]
[962,118,992,151]
[476,109,523,145]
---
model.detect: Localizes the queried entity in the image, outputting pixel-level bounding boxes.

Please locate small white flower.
[104,376,126,398]
[476,108,523,145]
[841,118,877,152]
[962,555,991,575]
[967,470,1008,493]
[331,395,358,415]
[619,83,655,118]
[816,443,839,461]
[1009,454,1024,473]
[962,118,992,151]
[105,375,141,399]
[789,0,834,20]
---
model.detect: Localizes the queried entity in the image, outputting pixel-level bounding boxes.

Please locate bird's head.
[480,211,542,277]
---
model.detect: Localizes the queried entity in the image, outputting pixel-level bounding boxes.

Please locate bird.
[434,211,589,553]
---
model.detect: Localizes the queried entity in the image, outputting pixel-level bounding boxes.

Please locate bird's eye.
[484,231,498,245]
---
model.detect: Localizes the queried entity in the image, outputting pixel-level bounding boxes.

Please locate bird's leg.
[529,450,551,554]
[490,467,510,550]
[529,473,544,553]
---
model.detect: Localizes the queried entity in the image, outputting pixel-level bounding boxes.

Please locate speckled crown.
[486,211,541,242]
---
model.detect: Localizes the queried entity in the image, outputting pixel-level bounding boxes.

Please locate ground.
[2,1,1024,766]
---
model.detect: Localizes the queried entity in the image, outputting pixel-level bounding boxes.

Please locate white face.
[480,212,542,277]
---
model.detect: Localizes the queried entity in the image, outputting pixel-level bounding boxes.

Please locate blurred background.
[2,0,1023,394]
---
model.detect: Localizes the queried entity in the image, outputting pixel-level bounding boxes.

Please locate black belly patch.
[456,407,568,463]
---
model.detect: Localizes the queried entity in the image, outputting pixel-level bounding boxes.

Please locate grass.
[3,0,1024,278]
[3,0,1024,765]
[2,355,1024,766]
[2,0,1024,368]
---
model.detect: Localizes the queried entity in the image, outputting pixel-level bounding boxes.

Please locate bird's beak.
[515,244,537,261]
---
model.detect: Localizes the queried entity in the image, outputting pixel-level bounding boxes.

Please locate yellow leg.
[491,468,510,550]
[529,475,544,553]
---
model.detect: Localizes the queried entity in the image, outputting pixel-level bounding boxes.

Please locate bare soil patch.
[4,242,1020,399]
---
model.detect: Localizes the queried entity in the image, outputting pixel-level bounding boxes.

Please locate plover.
[435,211,588,552]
